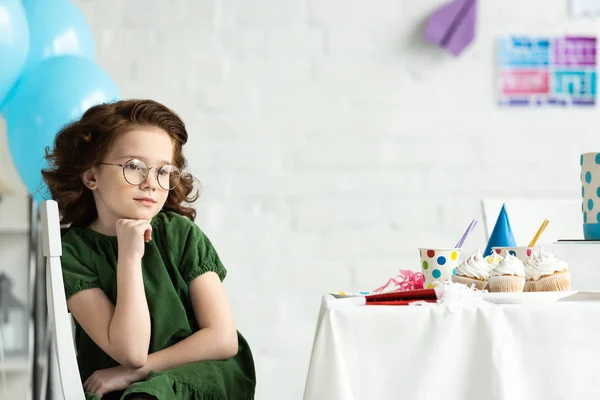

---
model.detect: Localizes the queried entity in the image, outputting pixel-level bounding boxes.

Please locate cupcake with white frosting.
[527,249,571,292]
[488,253,526,292]
[452,249,490,290]
[485,252,503,269]
[523,250,539,292]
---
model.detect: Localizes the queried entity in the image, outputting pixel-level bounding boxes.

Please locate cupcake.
[485,252,503,269]
[523,250,539,292]
[527,249,571,292]
[452,249,490,290]
[488,254,526,292]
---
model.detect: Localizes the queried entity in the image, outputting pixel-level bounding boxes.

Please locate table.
[304,293,600,400]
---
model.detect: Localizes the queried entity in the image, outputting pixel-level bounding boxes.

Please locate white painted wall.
[1,0,599,398]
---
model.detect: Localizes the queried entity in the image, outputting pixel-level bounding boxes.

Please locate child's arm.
[140,271,238,372]
[67,220,152,368]
[68,281,149,368]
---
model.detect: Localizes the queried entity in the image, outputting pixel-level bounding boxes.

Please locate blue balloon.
[22,0,95,68]
[0,0,29,107]
[2,56,120,201]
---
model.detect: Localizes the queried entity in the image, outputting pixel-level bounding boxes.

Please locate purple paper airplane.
[424,0,477,56]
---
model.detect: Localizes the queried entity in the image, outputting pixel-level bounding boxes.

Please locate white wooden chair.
[40,200,85,399]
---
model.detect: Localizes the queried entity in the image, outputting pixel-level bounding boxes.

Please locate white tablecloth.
[304,293,600,400]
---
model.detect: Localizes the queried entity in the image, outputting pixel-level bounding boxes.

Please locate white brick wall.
[1,0,600,398]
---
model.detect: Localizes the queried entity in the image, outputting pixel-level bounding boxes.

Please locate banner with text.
[498,36,597,107]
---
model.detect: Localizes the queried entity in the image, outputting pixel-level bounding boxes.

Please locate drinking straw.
[527,219,550,248]
[455,219,477,248]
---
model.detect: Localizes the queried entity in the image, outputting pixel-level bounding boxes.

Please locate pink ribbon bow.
[372,270,425,294]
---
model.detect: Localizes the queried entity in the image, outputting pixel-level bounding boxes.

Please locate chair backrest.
[40,200,85,399]
[481,198,583,245]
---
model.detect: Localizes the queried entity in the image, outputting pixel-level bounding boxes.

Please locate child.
[42,99,256,400]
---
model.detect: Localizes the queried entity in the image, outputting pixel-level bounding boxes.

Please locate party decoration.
[0,0,118,201]
[2,56,120,201]
[21,0,95,68]
[0,0,29,107]
[498,35,597,106]
[372,270,425,294]
[484,204,517,256]
[424,0,477,56]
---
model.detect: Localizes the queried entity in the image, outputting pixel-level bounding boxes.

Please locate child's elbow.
[121,353,147,369]
[222,332,239,359]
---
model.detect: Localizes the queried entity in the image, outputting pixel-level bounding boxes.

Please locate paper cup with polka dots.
[419,248,460,289]
[581,153,600,239]
[491,246,534,263]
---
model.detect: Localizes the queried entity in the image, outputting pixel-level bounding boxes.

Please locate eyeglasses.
[99,158,181,190]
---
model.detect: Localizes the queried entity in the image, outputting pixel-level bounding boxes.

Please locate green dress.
[60,211,256,400]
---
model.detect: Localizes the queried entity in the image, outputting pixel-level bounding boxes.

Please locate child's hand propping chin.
[115,219,152,260]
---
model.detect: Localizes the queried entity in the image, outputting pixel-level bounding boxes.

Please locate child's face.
[89,126,174,224]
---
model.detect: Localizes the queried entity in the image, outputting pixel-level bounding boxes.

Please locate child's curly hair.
[42,99,199,227]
